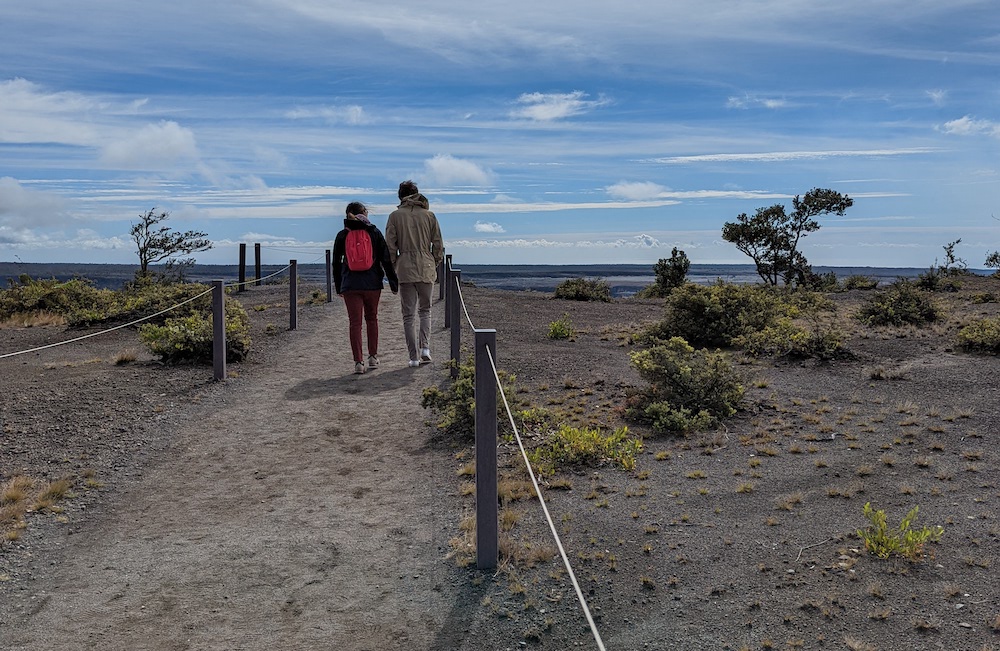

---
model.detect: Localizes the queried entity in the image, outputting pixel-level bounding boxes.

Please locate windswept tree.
[722,188,853,286]
[130,209,212,278]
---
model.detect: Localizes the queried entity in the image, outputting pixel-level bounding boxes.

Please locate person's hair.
[398,180,419,201]
[345,201,367,217]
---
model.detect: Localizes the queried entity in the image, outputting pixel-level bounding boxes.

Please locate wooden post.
[449,269,461,379]
[444,262,453,329]
[289,259,298,331]
[254,243,262,286]
[212,280,226,382]
[442,253,452,301]
[238,243,246,292]
[437,251,446,300]
[325,249,334,303]
[474,328,498,570]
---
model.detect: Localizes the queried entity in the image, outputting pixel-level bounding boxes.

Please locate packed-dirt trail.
[1,293,478,650]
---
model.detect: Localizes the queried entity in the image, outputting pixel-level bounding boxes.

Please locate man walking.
[385,180,444,367]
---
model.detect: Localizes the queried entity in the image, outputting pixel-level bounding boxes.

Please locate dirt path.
[1,293,479,650]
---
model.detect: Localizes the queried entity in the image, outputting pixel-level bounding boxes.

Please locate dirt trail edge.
[1,292,481,651]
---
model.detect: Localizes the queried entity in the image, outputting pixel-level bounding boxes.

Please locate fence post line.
[254,243,262,287]
[238,243,247,293]
[474,328,499,570]
[449,270,461,379]
[289,259,298,331]
[443,253,452,301]
[212,280,226,382]
[325,249,334,303]
[444,261,453,329]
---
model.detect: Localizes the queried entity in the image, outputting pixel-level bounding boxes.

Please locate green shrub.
[733,317,845,359]
[857,502,943,561]
[0,275,116,323]
[138,297,251,363]
[627,337,746,435]
[528,425,642,476]
[856,280,941,327]
[957,317,1000,354]
[646,282,793,348]
[421,358,518,439]
[547,313,574,340]
[970,292,997,304]
[841,275,879,291]
[553,277,611,302]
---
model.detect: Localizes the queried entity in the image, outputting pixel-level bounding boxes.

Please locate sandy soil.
[2,277,999,651]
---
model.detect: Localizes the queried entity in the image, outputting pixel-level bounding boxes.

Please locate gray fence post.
[254,243,262,287]
[238,243,247,293]
[443,253,452,304]
[475,328,498,570]
[289,259,298,331]
[437,251,446,300]
[449,270,461,379]
[212,280,226,382]
[325,249,334,303]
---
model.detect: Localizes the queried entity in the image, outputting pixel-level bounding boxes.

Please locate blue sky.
[1,1,999,268]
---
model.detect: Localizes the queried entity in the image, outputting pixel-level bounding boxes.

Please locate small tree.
[721,188,853,286]
[130,209,212,279]
[986,251,1000,274]
[653,247,691,292]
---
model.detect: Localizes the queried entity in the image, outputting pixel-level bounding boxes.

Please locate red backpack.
[345,228,374,271]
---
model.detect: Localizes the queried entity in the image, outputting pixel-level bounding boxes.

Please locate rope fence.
[442,258,608,651]
[1,249,313,381]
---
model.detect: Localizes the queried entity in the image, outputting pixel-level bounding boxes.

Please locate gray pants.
[399,282,433,361]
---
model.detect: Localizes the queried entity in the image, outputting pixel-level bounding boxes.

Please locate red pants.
[342,290,381,363]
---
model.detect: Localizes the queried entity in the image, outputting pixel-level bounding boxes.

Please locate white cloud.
[449,234,664,249]
[0,78,102,145]
[101,121,200,170]
[285,105,369,125]
[652,148,936,164]
[0,177,69,228]
[939,115,1000,137]
[420,154,495,187]
[509,91,610,121]
[726,95,788,109]
[606,181,668,201]
[473,221,505,233]
[926,89,947,106]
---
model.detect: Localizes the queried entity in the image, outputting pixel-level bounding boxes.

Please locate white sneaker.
[368,355,379,368]
[354,362,366,375]
[408,359,421,367]
[419,348,432,364]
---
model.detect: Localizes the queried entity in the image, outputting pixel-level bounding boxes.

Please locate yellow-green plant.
[857,502,943,561]
[528,425,642,475]
[138,297,251,363]
[547,313,574,340]
[957,317,1000,354]
[421,357,518,439]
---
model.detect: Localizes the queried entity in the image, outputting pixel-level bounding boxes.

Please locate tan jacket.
[385,193,444,284]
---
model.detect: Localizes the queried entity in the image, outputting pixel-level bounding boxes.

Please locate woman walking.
[333,202,398,374]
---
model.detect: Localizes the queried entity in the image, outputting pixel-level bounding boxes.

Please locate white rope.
[227,262,294,290]
[485,346,608,651]
[0,286,214,360]
[453,276,476,331]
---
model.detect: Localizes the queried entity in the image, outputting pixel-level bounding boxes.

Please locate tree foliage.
[721,188,853,286]
[653,247,690,292]
[130,209,212,278]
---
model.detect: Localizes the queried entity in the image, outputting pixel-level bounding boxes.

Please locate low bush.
[138,297,251,363]
[627,337,746,435]
[857,502,943,561]
[957,317,1000,354]
[553,277,611,302]
[644,282,832,350]
[856,280,941,327]
[0,275,116,324]
[547,314,574,340]
[733,317,846,360]
[528,425,642,476]
[421,358,518,439]
[841,275,879,291]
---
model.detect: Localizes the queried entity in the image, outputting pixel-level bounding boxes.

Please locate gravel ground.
[2,277,999,650]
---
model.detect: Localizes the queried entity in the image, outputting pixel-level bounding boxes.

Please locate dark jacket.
[332,219,399,294]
